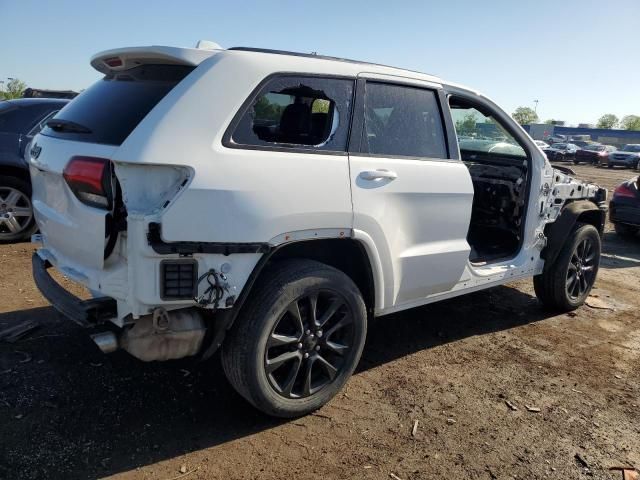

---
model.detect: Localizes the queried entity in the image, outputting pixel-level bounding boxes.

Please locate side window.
[449,100,527,159]
[230,76,354,152]
[363,82,447,159]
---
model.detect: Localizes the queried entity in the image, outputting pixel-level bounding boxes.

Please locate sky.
[1,0,639,126]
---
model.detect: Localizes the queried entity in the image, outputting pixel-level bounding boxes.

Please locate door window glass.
[363,82,447,159]
[450,101,526,158]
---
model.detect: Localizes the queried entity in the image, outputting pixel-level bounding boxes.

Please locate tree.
[1,78,26,100]
[620,115,640,131]
[455,112,478,135]
[512,106,539,125]
[596,114,619,129]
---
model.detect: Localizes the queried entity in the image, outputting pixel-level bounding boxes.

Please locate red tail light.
[63,156,113,209]
[613,183,636,199]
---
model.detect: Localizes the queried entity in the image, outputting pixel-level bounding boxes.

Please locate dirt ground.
[1,164,638,480]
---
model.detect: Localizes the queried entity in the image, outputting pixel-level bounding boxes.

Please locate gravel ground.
[0,164,638,480]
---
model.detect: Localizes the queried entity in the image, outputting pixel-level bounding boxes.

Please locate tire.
[221,259,367,418]
[607,163,613,169]
[0,176,37,243]
[534,223,601,312]
[614,223,639,238]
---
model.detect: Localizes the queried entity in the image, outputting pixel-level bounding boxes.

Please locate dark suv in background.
[0,98,69,242]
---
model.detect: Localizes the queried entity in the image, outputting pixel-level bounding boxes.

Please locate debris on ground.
[575,453,590,469]
[610,467,639,480]
[525,405,541,413]
[411,419,419,437]
[0,320,38,343]
[505,400,518,411]
[585,296,616,311]
[389,473,404,480]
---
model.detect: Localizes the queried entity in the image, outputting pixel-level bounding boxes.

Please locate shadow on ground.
[0,286,553,479]
[599,231,640,270]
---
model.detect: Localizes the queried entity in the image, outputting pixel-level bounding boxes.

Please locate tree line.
[511,106,640,131]
[0,78,27,100]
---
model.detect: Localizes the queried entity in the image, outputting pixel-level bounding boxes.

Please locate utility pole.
[533,99,539,114]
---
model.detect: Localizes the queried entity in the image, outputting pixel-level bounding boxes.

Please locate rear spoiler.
[90,43,221,75]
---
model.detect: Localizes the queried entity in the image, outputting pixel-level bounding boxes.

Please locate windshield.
[551,143,567,150]
[41,64,194,145]
[622,144,640,152]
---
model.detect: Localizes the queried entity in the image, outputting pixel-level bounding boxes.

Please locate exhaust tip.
[90,331,118,354]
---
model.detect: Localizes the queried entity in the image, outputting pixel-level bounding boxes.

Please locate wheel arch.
[542,200,605,268]
[201,236,380,360]
[0,165,31,186]
[266,238,377,315]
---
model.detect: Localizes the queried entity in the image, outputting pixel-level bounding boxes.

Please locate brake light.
[103,57,123,68]
[63,156,112,209]
[613,183,636,199]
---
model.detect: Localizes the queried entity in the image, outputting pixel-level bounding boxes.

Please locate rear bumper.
[32,252,117,327]
[610,201,640,227]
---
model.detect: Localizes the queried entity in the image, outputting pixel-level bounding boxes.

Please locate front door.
[348,76,474,308]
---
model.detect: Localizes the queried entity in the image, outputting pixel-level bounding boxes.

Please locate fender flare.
[542,200,606,268]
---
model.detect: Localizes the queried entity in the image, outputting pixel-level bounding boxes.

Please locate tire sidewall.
[242,267,367,417]
[557,224,601,308]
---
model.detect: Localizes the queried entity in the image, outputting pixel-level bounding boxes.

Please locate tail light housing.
[63,156,113,209]
[612,183,636,199]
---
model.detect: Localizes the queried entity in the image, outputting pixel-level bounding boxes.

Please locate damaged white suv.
[29,43,607,417]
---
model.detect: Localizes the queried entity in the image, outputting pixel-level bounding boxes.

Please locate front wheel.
[221,259,367,418]
[534,223,601,311]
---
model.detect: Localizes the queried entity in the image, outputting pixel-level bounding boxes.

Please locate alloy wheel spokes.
[0,187,32,236]
[566,238,596,299]
[265,290,354,399]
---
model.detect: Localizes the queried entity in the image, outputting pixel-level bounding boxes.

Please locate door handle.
[360,169,398,181]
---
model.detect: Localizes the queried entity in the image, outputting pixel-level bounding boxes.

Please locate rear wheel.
[0,176,37,243]
[534,223,601,311]
[221,259,367,418]
[614,223,639,238]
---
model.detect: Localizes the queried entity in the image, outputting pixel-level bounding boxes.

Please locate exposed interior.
[251,85,336,146]
[449,97,530,264]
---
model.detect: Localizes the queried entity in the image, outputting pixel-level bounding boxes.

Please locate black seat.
[279,102,312,144]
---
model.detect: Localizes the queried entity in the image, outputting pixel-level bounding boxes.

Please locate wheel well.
[0,165,31,185]
[577,209,605,234]
[266,239,375,314]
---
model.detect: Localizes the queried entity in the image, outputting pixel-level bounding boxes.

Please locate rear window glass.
[41,64,194,145]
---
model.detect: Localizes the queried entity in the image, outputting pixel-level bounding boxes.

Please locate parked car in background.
[607,144,640,170]
[534,140,549,149]
[543,143,579,162]
[610,176,640,238]
[574,144,616,165]
[569,140,592,149]
[0,98,69,241]
[545,134,567,144]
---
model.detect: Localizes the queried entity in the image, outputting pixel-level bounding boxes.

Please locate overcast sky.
[2,0,639,125]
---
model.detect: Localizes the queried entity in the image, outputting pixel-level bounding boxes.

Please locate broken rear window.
[230,75,354,152]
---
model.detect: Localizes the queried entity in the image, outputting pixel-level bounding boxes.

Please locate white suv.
[29,43,607,417]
